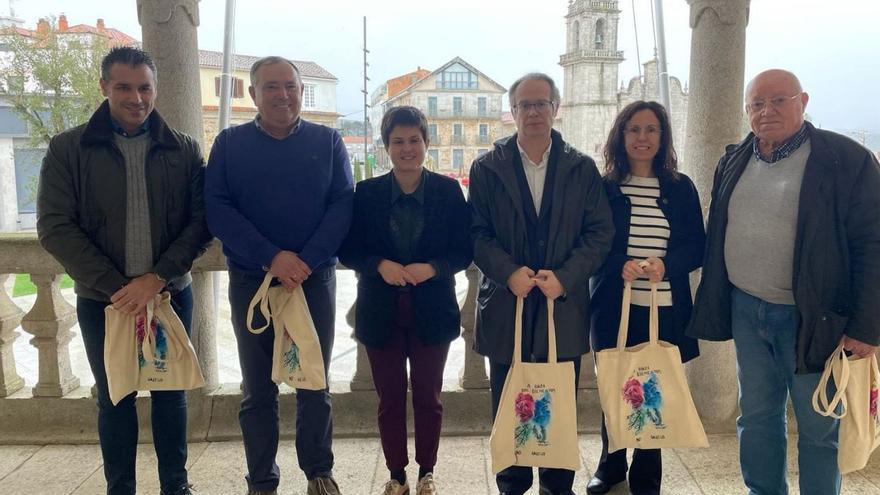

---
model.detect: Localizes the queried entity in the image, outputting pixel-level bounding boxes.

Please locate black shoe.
[539,487,575,495]
[586,477,620,494]
[161,484,195,495]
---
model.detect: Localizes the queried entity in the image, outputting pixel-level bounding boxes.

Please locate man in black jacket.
[37,46,210,495]
[469,72,614,495]
[688,69,880,495]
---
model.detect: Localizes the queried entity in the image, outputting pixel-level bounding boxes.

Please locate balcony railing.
[476,135,491,145]
[559,49,625,65]
[426,109,500,120]
[451,135,465,145]
[0,233,603,442]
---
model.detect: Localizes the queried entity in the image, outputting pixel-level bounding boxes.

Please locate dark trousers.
[229,268,336,492]
[593,304,667,495]
[366,292,450,472]
[77,286,193,495]
[490,356,582,495]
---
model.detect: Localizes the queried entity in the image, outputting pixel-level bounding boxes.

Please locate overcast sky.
[8,0,880,132]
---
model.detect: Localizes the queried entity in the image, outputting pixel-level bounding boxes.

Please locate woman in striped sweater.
[586,101,706,495]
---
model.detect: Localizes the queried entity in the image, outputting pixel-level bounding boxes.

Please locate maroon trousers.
[365,292,450,471]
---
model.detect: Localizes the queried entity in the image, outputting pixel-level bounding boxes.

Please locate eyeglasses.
[513,100,554,113]
[624,125,661,137]
[745,93,802,113]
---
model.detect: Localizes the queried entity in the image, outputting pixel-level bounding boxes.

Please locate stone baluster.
[347,299,375,391]
[459,265,488,389]
[20,274,79,396]
[0,273,25,396]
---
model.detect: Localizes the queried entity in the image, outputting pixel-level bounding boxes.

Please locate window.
[477,97,487,117]
[453,149,464,170]
[428,149,439,169]
[214,76,245,98]
[477,148,489,157]
[303,84,316,109]
[428,96,438,117]
[453,124,463,145]
[572,20,580,50]
[428,124,438,143]
[478,124,489,144]
[595,19,606,49]
[436,63,478,90]
[453,97,463,116]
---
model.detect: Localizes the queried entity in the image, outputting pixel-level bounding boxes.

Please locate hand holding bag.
[596,282,708,451]
[489,296,580,473]
[247,273,327,390]
[812,341,880,473]
[104,292,205,405]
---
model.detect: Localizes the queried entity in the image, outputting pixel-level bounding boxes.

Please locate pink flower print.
[870,388,878,419]
[515,392,535,423]
[622,377,644,409]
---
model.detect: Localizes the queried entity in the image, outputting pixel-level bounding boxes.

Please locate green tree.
[2,17,106,147]
[2,17,107,204]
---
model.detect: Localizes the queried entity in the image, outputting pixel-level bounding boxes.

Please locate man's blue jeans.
[77,286,193,495]
[731,287,840,495]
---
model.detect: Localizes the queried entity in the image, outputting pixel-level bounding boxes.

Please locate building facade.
[372,58,506,175]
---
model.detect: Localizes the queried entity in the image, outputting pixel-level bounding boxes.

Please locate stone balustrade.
[0,233,602,442]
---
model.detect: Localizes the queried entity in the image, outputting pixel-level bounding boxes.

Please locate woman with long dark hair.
[586,101,705,495]
[339,106,472,495]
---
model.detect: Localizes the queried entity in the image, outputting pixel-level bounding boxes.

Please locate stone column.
[347,301,375,391]
[190,271,218,391]
[682,0,750,427]
[459,265,488,389]
[137,0,204,142]
[138,1,217,392]
[20,274,80,396]
[0,274,25,396]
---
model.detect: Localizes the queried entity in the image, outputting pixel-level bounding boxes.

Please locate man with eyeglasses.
[688,69,880,494]
[468,72,613,495]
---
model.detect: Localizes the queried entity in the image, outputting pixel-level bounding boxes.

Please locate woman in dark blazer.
[586,101,705,495]
[338,106,472,495]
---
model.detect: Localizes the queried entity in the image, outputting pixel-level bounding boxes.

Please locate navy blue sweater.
[204,120,354,273]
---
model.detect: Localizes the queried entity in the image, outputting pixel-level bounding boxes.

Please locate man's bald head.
[745,69,809,149]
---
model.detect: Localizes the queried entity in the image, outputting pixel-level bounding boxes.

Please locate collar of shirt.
[110,116,150,138]
[516,139,551,169]
[753,123,808,164]
[391,168,427,205]
[254,114,301,138]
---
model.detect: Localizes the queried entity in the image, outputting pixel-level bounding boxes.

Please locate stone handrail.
[0,233,599,402]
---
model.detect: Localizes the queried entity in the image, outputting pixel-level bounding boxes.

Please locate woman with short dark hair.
[587,101,705,495]
[339,106,472,495]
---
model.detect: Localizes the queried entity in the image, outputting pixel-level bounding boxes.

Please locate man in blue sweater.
[205,56,353,495]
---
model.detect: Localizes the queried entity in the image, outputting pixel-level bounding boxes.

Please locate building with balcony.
[371,58,505,174]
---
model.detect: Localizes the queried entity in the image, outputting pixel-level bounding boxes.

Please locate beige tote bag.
[812,342,880,473]
[489,297,580,473]
[596,282,708,452]
[247,273,326,390]
[104,292,205,405]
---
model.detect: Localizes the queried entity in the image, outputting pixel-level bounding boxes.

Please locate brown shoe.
[415,473,437,495]
[382,479,410,495]
[308,476,342,495]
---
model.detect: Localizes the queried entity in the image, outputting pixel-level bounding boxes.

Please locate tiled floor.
[1,435,879,494]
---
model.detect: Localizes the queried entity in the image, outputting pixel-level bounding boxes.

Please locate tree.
[2,17,106,148]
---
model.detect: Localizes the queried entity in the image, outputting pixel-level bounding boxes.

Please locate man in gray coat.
[688,69,880,495]
[468,72,614,495]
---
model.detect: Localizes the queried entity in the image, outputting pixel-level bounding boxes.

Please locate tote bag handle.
[616,280,659,351]
[246,273,275,334]
[513,296,558,364]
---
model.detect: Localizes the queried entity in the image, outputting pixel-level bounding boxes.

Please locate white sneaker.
[415,474,437,495]
[382,479,409,495]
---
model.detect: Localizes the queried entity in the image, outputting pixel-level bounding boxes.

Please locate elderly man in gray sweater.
[688,69,880,495]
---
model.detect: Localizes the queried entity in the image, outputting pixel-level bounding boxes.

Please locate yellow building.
[372,58,506,175]
[198,50,340,147]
